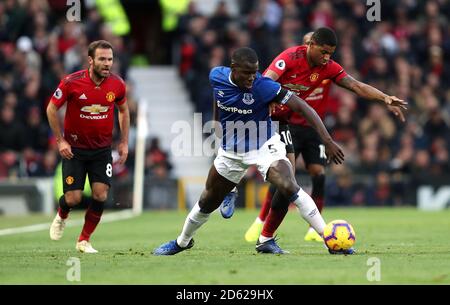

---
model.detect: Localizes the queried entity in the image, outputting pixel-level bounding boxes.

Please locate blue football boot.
[219,188,238,219]
[255,238,289,254]
[152,239,194,256]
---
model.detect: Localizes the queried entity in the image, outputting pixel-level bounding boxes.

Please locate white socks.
[258,235,273,243]
[292,188,326,235]
[177,202,210,247]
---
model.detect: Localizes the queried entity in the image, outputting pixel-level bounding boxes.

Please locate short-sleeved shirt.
[50,69,126,149]
[209,66,292,153]
[265,45,346,126]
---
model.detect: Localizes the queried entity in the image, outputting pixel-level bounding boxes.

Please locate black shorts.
[278,123,295,154]
[290,125,327,166]
[62,147,113,193]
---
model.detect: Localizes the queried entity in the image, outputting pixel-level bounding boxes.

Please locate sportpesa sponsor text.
[217,101,253,114]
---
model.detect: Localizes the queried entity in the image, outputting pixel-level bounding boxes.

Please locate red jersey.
[271,80,332,124]
[50,69,127,149]
[265,45,346,126]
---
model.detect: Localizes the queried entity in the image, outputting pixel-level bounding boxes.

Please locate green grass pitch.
[0,208,449,284]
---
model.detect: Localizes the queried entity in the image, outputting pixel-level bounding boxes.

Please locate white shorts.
[214,133,289,184]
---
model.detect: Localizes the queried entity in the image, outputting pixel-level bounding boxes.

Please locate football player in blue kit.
[153,47,345,255]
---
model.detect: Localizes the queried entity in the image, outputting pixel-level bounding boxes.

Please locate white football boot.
[49,213,66,241]
[76,240,98,253]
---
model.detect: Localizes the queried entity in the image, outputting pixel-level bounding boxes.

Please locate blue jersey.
[210,66,292,153]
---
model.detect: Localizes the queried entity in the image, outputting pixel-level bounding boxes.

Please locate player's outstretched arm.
[336,75,408,122]
[285,94,344,164]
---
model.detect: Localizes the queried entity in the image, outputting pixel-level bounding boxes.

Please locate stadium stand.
[174,0,450,206]
[0,0,448,210]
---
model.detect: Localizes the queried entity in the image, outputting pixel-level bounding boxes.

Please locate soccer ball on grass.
[323,220,356,251]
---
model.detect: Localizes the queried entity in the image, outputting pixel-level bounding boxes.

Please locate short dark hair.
[231,47,258,65]
[311,27,337,46]
[88,40,113,58]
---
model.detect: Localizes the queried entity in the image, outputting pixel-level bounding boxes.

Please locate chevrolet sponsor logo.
[80,114,108,119]
[81,104,109,114]
[284,83,310,91]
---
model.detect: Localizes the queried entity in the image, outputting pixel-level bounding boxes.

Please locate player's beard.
[93,63,110,79]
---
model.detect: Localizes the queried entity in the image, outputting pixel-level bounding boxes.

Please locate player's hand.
[324,140,345,164]
[118,141,128,164]
[57,139,74,160]
[387,104,406,122]
[384,95,407,109]
[268,102,278,114]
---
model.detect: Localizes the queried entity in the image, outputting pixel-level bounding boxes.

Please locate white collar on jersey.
[228,71,238,87]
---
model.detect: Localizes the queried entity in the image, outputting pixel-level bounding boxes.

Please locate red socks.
[78,208,103,242]
[261,207,288,238]
[312,196,324,212]
[259,190,273,222]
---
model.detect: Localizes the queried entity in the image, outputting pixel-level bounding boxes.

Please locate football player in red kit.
[244,28,406,253]
[47,40,130,253]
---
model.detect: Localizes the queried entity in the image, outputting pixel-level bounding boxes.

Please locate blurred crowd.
[0,0,166,181]
[1,0,449,207]
[175,0,450,206]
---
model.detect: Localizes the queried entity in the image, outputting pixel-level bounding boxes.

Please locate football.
[323,220,356,251]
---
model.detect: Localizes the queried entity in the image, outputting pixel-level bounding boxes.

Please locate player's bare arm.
[285,94,344,164]
[117,101,130,164]
[337,75,408,122]
[46,102,74,160]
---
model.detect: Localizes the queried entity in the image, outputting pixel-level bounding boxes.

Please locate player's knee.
[64,192,83,206]
[92,191,108,202]
[311,174,325,197]
[308,165,325,177]
[276,179,300,200]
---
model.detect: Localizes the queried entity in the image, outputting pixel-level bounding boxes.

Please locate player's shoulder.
[252,75,280,93]
[62,70,87,85]
[210,66,229,79]
[209,66,231,84]
[109,73,126,86]
[254,74,275,86]
[323,59,345,76]
[326,59,344,70]
[280,45,307,60]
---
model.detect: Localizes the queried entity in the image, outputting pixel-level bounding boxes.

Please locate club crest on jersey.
[242,93,254,105]
[65,176,74,185]
[106,91,115,102]
[310,73,319,82]
[53,88,63,99]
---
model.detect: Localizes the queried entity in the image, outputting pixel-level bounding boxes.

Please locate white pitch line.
[0,210,137,237]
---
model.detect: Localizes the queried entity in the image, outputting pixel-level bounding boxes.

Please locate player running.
[47,40,130,253]
[153,47,345,255]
